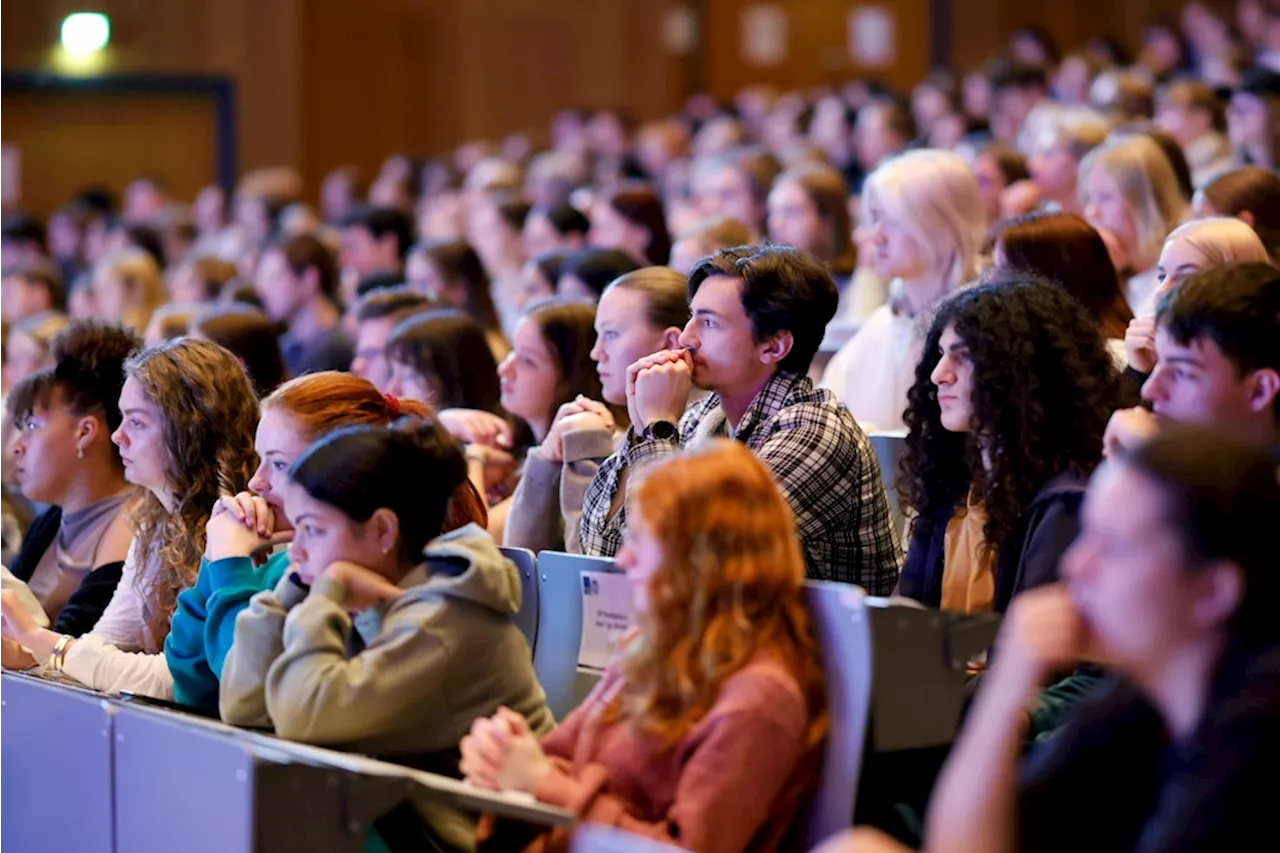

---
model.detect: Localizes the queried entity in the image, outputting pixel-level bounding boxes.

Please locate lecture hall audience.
[7,4,1280,847]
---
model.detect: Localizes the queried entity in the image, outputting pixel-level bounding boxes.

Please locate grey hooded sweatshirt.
[220,523,553,850]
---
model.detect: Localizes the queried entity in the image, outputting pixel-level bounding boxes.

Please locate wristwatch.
[643,420,678,441]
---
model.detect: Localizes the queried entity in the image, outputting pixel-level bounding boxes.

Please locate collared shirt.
[579,370,903,592]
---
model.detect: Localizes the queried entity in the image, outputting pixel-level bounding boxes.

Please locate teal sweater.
[164,550,290,710]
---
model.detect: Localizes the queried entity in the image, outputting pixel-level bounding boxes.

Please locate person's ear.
[1238,209,1257,230]
[74,416,100,455]
[758,330,794,366]
[369,508,402,558]
[661,326,682,349]
[1247,367,1280,415]
[1191,561,1245,631]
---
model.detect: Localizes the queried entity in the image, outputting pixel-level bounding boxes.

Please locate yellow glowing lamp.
[60,13,111,58]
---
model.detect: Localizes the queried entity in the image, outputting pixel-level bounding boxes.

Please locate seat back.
[867,431,907,540]
[499,545,539,653]
[533,550,628,720]
[800,581,875,849]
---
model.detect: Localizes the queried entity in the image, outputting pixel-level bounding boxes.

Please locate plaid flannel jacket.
[578,371,902,593]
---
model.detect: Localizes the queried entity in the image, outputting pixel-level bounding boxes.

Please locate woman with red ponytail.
[163,372,487,710]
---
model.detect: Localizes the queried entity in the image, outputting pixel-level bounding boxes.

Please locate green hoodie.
[221,524,553,851]
[164,550,290,710]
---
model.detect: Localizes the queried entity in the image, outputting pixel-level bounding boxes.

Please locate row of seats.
[3,553,991,852]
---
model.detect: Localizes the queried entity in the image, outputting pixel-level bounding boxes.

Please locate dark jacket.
[8,507,125,637]
[896,472,1087,613]
[1019,642,1280,852]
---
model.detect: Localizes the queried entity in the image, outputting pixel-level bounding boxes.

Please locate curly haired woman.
[0,338,260,692]
[461,441,828,853]
[897,276,1128,614]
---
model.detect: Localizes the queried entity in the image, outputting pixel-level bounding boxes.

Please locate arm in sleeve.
[203,551,289,679]
[60,637,174,698]
[219,573,308,728]
[263,577,450,747]
[1015,493,1084,596]
[53,560,125,637]
[164,562,216,708]
[560,428,615,555]
[534,706,809,853]
[502,452,565,553]
[82,540,147,648]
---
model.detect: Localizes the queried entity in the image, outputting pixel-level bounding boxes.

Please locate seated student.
[555,248,641,301]
[1106,262,1280,457]
[386,309,505,416]
[221,420,549,852]
[668,215,753,276]
[588,182,672,267]
[1020,104,1109,216]
[89,247,166,334]
[463,442,827,853]
[820,150,987,432]
[1124,218,1271,375]
[349,286,433,394]
[504,267,687,554]
[404,239,508,360]
[825,427,1280,853]
[990,211,1134,364]
[1154,79,1235,189]
[2,311,68,390]
[166,372,487,710]
[471,298,609,537]
[2,321,140,668]
[514,250,568,312]
[189,304,289,398]
[1,258,64,324]
[522,202,589,259]
[897,278,1125,614]
[1193,165,1280,264]
[255,234,354,376]
[142,303,196,348]
[1079,135,1188,316]
[0,338,259,694]
[581,245,901,592]
[167,255,239,305]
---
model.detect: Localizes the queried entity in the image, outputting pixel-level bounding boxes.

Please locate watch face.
[650,420,677,440]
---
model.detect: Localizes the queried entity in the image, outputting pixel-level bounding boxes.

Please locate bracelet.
[50,634,72,672]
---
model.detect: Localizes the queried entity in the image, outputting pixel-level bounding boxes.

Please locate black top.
[1019,642,1280,852]
[8,507,125,637]
[897,473,1087,614]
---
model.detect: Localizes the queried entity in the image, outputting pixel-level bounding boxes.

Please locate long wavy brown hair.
[261,371,486,530]
[607,440,828,752]
[126,338,259,651]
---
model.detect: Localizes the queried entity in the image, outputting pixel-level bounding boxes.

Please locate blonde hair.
[862,149,986,290]
[1024,104,1110,160]
[1080,135,1188,269]
[96,248,165,332]
[1164,217,1272,267]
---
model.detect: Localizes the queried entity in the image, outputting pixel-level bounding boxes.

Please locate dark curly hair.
[901,277,1126,559]
[126,338,260,651]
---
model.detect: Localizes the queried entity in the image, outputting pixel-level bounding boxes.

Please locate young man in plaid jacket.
[579,244,902,593]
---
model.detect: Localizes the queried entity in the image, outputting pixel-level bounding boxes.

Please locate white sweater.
[819,303,926,433]
[58,539,174,699]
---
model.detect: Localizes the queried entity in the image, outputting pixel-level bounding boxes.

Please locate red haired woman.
[460,440,827,853]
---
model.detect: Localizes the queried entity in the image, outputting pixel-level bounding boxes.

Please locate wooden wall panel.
[704,0,932,98]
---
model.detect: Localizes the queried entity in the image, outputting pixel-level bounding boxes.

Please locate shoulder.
[711,654,808,723]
